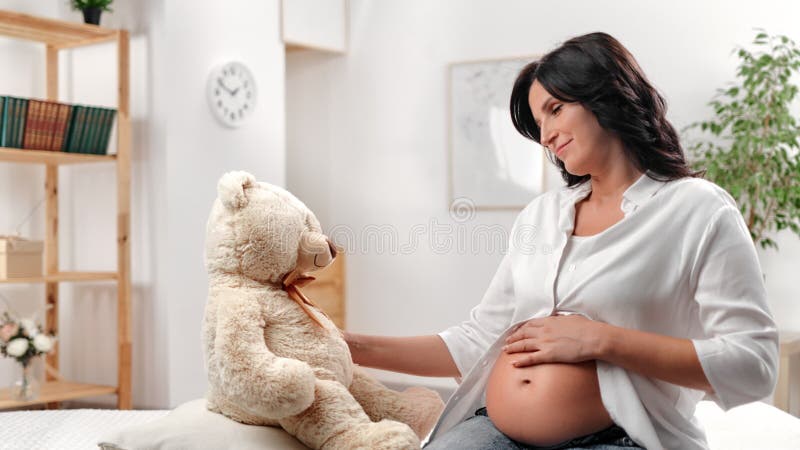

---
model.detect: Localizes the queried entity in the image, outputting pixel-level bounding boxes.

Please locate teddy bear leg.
[279,378,420,450]
[348,366,445,440]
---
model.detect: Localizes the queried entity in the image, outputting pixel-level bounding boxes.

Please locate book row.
[0,96,117,154]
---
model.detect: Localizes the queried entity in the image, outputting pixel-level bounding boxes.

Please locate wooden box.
[303,253,345,329]
[0,236,43,279]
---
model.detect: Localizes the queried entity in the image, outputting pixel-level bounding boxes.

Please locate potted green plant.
[70,0,113,26]
[684,29,800,251]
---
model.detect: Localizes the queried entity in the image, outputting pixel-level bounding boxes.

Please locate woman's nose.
[541,126,557,151]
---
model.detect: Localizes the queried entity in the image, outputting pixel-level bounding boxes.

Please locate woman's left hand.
[503,315,606,368]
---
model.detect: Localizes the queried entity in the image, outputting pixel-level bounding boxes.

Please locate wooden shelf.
[0,9,132,410]
[0,147,115,165]
[0,271,118,284]
[0,381,116,409]
[0,10,118,49]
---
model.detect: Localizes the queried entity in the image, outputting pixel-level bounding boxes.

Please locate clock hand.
[231,87,240,96]
[217,79,234,95]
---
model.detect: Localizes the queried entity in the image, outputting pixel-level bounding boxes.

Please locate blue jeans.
[424,408,644,450]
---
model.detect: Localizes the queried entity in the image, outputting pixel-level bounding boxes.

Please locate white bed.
[0,408,169,450]
[0,399,798,449]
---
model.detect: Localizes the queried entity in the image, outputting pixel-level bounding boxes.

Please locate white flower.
[6,338,29,357]
[33,334,53,353]
[20,319,38,337]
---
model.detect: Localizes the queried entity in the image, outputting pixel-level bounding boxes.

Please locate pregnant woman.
[345,32,778,449]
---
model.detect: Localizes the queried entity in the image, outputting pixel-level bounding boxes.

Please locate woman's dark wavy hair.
[510,32,702,186]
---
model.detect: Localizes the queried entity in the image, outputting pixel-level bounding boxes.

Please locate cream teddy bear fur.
[202,171,444,449]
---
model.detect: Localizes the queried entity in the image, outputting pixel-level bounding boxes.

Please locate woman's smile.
[556,139,573,158]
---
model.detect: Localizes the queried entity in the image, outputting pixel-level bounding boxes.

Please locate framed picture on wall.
[448,56,547,210]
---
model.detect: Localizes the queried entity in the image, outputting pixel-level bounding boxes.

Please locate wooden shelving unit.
[0,10,131,410]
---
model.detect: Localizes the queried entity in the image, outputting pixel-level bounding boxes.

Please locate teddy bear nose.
[327,239,338,259]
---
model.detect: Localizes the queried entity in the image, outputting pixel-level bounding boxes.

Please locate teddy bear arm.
[213,299,317,419]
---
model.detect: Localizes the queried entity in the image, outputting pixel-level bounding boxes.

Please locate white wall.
[0,0,286,408]
[160,0,286,408]
[287,0,800,407]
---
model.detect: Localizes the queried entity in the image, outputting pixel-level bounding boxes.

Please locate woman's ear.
[217,171,256,210]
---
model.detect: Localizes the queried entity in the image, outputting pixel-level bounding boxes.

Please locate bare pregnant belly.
[485,351,613,446]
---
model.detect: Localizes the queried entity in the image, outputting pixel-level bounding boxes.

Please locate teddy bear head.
[205,171,336,285]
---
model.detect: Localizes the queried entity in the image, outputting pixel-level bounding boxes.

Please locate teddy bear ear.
[217,171,256,210]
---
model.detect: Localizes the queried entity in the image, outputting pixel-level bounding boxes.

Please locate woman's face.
[528,80,621,176]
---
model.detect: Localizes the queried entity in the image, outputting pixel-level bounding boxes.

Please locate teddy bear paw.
[402,386,443,404]
[400,387,445,438]
[245,358,316,418]
[323,419,419,450]
[271,359,317,415]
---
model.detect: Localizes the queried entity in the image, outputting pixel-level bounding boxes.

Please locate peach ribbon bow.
[282,272,331,329]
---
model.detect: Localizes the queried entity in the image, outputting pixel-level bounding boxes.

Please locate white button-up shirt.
[428,172,779,450]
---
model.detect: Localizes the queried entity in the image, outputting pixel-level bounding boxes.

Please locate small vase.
[10,360,41,402]
[82,7,102,26]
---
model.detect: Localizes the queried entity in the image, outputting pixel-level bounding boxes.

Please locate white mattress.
[694,400,800,450]
[0,408,168,450]
[0,401,798,449]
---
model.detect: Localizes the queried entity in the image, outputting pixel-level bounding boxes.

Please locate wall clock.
[207,61,257,128]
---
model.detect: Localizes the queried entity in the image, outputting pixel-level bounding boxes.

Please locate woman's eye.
[552,105,562,115]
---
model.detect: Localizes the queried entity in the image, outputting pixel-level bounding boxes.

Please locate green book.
[0,96,7,147]
[88,108,106,154]
[94,107,110,154]
[79,107,97,154]
[67,106,86,153]
[7,97,17,148]
[97,109,117,155]
[16,98,29,148]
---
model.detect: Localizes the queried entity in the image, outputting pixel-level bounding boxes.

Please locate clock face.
[207,61,257,128]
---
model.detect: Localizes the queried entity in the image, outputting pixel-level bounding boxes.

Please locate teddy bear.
[202,171,445,449]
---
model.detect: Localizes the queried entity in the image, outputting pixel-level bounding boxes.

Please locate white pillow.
[98,399,309,450]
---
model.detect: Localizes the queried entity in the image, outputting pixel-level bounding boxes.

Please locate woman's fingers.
[509,350,547,368]
[506,320,544,343]
[503,338,539,354]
